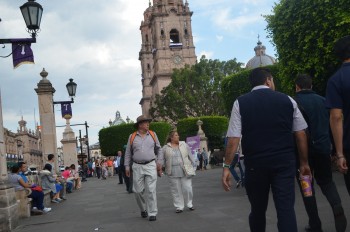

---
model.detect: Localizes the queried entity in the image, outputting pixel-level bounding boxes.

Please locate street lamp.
[109,119,112,127]
[0,0,43,44]
[126,116,130,124]
[20,0,43,38]
[66,78,77,102]
[53,79,78,104]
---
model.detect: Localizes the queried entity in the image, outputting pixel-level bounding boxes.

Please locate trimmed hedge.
[99,122,172,156]
[177,116,228,150]
[222,64,286,114]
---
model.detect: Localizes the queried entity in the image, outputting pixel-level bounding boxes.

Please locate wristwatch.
[223,163,231,169]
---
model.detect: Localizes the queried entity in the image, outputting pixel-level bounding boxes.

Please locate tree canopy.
[265,0,350,95]
[150,56,244,122]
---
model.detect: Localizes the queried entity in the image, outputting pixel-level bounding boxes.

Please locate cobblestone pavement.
[14,167,350,232]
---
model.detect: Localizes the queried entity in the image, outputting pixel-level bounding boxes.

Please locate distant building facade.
[4,117,43,170]
[139,0,197,117]
[246,39,276,69]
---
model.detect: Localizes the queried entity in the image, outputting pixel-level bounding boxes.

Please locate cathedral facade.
[139,0,197,117]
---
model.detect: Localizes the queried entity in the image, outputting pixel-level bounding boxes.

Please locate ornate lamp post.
[126,116,130,124]
[0,0,43,44]
[53,78,77,104]
[0,1,43,231]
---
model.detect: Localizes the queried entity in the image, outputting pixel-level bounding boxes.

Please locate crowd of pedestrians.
[221,35,350,232]
[9,36,350,231]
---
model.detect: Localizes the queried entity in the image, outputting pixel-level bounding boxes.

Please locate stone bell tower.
[139,0,197,117]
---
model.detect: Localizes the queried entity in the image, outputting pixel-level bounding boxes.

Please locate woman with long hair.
[163,130,195,213]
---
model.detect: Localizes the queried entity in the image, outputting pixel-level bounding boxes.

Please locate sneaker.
[51,199,60,203]
[56,198,63,202]
[43,208,52,213]
[60,196,67,200]
[31,207,43,215]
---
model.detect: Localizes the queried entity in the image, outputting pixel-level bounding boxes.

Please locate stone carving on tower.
[139,0,197,117]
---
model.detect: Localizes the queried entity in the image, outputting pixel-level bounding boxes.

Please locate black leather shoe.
[333,205,347,232]
[149,216,156,221]
[141,211,148,218]
[304,225,323,232]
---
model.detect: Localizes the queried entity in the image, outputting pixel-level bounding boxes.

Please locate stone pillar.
[196,120,210,169]
[35,69,59,171]
[60,118,78,168]
[0,92,19,231]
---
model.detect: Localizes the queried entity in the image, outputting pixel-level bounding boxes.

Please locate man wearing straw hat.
[125,115,164,221]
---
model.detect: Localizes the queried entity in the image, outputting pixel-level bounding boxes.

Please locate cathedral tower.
[139,0,197,117]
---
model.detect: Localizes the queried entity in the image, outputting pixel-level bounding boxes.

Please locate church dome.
[246,39,276,69]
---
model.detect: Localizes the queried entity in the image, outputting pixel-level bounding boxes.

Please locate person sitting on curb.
[8,163,51,214]
[40,163,63,203]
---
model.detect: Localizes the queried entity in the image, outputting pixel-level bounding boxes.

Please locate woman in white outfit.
[163,130,196,213]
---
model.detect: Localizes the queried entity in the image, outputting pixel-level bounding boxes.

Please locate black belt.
[133,159,155,165]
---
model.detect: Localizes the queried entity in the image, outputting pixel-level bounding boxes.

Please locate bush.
[177,116,228,150]
[99,122,172,156]
[222,64,285,114]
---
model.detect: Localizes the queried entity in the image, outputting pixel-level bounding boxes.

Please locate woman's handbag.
[183,163,196,176]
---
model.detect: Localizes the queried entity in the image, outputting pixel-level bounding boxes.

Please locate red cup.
[300,175,312,197]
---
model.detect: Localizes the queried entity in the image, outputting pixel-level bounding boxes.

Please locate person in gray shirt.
[125,115,164,222]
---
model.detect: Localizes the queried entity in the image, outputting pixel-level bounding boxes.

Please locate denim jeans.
[296,152,343,230]
[229,155,244,183]
[29,190,44,210]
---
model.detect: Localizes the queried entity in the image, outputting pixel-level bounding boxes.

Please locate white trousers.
[132,161,158,216]
[168,176,193,210]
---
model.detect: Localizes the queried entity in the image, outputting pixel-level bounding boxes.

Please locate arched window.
[145,34,149,42]
[170,29,180,43]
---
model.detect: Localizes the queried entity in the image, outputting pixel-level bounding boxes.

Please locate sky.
[0,0,277,146]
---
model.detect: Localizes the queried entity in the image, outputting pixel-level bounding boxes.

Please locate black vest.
[238,88,295,168]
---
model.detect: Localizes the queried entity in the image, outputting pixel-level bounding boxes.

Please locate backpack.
[129,130,156,146]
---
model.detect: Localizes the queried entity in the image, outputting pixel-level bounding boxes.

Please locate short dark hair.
[17,161,26,169]
[65,166,70,170]
[295,74,312,89]
[44,163,52,171]
[47,154,54,161]
[11,164,20,173]
[334,35,350,61]
[249,67,273,88]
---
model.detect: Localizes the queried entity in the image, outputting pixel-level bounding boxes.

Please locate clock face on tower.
[173,55,183,64]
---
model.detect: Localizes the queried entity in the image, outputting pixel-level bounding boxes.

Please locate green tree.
[150,56,244,122]
[265,0,350,95]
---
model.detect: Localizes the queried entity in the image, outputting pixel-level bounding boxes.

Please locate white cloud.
[198,51,214,60]
[0,0,277,146]
[216,35,224,42]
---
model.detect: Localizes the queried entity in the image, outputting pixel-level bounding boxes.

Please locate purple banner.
[11,39,35,68]
[61,103,72,118]
[186,135,200,155]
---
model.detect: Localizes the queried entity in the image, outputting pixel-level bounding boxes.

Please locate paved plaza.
[14,167,350,232]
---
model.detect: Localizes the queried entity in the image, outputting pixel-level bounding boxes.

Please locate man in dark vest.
[222,67,311,232]
[295,74,347,232]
